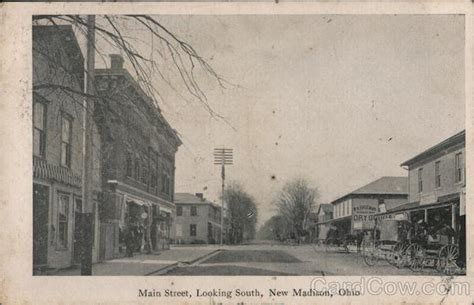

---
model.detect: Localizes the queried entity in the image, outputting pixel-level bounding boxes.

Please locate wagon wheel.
[390,242,407,268]
[362,240,377,266]
[438,244,459,275]
[407,244,425,272]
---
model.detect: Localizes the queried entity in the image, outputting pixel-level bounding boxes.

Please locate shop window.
[190,224,197,237]
[435,161,441,188]
[125,152,133,177]
[418,168,423,193]
[33,100,47,157]
[57,193,70,249]
[191,206,198,216]
[455,153,463,183]
[60,115,72,168]
[176,206,183,216]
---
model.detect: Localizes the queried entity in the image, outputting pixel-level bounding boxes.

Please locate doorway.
[33,184,49,267]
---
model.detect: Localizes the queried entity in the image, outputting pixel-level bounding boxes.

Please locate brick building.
[172,193,222,244]
[94,54,181,259]
[33,25,102,272]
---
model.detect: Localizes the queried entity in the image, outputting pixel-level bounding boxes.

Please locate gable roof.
[401,130,465,167]
[174,193,219,207]
[331,176,408,205]
[318,203,333,214]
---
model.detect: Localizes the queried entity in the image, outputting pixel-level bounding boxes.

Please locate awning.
[125,196,147,206]
[160,206,172,214]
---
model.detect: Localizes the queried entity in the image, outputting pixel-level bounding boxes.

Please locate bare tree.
[274,178,319,243]
[224,182,258,244]
[32,15,231,126]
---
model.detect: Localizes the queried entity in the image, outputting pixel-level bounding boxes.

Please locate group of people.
[121,223,145,257]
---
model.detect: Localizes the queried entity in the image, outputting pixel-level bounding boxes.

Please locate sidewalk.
[44,247,220,276]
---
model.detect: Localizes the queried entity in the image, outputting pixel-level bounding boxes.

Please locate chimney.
[110,54,124,70]
[195,193,204,200]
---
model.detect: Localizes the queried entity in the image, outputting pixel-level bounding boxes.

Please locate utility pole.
[213,148,233,245]
[81,15,96,276]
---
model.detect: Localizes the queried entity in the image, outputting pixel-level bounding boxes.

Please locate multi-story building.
[94,54,181,259]
[33,25,102,272]
[379,130,466,235]
[330,176,408,236]
[172,193,222,244]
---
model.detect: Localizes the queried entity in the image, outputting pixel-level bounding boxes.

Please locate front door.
[73,198,83,264]
[33,184,49,267]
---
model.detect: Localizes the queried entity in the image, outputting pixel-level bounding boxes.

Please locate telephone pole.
[214,148,233,245]
[81,15,96,276]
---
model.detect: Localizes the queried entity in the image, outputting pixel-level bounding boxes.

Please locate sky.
[93,14,465,226]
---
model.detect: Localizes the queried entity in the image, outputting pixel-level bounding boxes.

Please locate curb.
[147,249,224,275]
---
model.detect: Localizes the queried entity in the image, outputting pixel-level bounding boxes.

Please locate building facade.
[329,176,408,237]
[377,131,465,241]
[172,193,222,244]
[315,204,333,241]
[94,54,181,259]
[33,25,102,271]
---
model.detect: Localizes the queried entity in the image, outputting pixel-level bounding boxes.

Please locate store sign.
[352,204,377,229]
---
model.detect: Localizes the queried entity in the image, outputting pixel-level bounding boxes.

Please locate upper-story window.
[135,157,141,181]
[191,206,198,216]
[176,206,183,216]
[141,163,148,185]
[150,166,157,190]
[455,152,463,183]
[161,172,171,195]
[435,161,441,188]
[60,114,72,167]
[33,101,47,157]
[125,152,133,177]
[418,167,423,193]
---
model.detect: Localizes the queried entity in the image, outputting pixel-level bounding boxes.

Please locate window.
[150,159,157,190]
[33,101,47,157]
[190,224,197,237]
[135,158,141,181]
[141,163,148,184]
[125,152,133,177]
[435,161,441,188]
[57,193,70,249]
[161,172,170,195]
[60,115,72,167]
[418,168,423,193]
[455,153,463,183]
[191,206,198,216]
[176,206,183,216]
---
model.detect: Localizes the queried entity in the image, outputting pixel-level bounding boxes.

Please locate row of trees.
[258,178,319,243]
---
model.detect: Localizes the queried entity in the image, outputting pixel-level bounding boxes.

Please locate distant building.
[315,204,333,241]
[330,176,408,236]
[32,25,102,271]
[94,54,181,259]
[172,193,222,244]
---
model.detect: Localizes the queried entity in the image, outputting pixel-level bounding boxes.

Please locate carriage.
[361,216,460,275]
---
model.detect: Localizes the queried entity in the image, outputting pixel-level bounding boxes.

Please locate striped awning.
[33,157,81,187]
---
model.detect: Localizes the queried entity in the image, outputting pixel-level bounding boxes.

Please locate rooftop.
[332,176,408,204]
[401,130,465,167]
[174,193,220,209]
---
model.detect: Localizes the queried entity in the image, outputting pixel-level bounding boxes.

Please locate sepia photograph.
[29,13,467,278]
